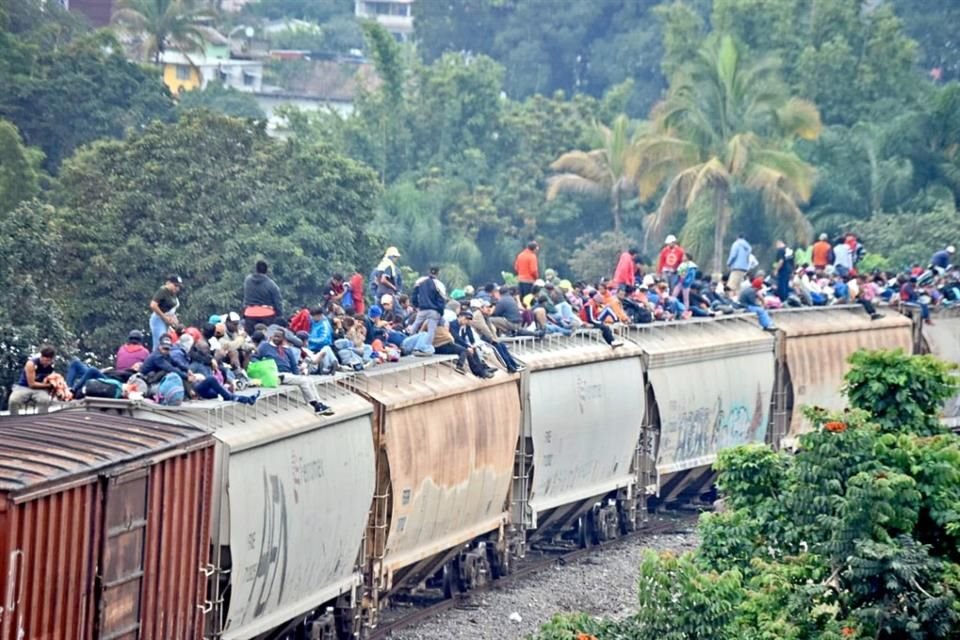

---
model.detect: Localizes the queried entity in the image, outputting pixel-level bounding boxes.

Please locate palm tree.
[637,35,822,272]
[113,0,210,64]
[545,115,645,233]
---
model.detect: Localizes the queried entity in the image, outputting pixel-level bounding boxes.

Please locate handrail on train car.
[79,376,354,432]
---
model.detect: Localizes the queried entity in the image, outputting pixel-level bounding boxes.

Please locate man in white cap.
[375,246,402,299]
[931,245,955,274]
[657,234,685,290]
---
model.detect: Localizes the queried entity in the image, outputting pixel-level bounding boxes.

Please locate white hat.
[948,245,956,254]
[534,279,545,287]
[642,274,656,287]
[380,293,394,304]
[385,246,401,258]
[469,298,484,310]
[665,234,677,244]
[226,311,240,322]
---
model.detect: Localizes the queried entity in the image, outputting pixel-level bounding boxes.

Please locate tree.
[176,83,266,118]
[112,0,210,64]
[0,30,174,172]
[0,119,44,213]
[638,35,820,272]
[54,111,380,356]
[546,115,644,232]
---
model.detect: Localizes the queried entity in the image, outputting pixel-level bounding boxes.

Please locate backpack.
[84,378,123,399]
[410,282,422,309]
[156,372,185,406]
[369,268,382,295]
[341,288,354,311]
[288,308,311,334]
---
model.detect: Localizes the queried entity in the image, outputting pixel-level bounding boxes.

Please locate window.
[243,71,255,86]
[176,65,191,81]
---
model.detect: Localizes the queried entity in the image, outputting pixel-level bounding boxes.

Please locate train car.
[83,380,376,640]
[0,411,214,640]
[769,307,914,447]
[918,308,960,427]
[625,317,776,505]
[341,357,521,613]
[508,332,645,550]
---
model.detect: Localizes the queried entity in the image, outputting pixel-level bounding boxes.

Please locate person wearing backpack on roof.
[242,260,284,335]
[408,266,446,350]
[374,247,402,299]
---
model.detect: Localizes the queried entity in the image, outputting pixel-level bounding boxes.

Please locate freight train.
[0,305,956,640]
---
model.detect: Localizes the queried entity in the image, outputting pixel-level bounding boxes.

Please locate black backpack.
[84,378,123,399]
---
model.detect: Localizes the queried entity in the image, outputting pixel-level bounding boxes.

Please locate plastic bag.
[246,358,280,388]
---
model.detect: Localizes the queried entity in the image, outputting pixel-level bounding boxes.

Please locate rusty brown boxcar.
[0,410,215,640]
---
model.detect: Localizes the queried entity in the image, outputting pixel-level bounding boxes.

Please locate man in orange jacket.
[515,241,540,298]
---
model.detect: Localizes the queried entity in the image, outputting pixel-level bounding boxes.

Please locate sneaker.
[763,325,779,332]
[413,349,432,357]
[313,402,335,416]
[611,340,624,349]
[454,364,467,376]
[483,368,497,378]
[870,313,883,321]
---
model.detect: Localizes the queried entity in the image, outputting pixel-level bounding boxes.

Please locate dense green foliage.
[53,111,380,356]
[532,351,960,640]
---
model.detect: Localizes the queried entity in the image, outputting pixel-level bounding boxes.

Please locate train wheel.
[487,542,509,579]
[442,560,462,599]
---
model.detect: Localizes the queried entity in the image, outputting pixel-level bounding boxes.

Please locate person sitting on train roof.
[116,330,150,371]
[738,281,777,332]
[175,334,259,405]
[255,329,334,415]
[583,290,624,347]
[7,345,58,414]
[452,309,497,378]
[432,318,470,375]
[469,299,524,373]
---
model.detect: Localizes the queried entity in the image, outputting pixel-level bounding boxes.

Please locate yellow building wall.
[162,64,202,94]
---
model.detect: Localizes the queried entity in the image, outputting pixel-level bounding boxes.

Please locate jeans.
[492,342,521,371]
[748,304,774,329]
[777,273,791,301]
[435,342,467,368]
[401,333,435,356]
[409,309,441,345]
[67,358,107,392]
[309,346,339,374]
[194,376,235,401]
[150,312,169,351]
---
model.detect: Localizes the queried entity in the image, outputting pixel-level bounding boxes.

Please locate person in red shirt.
[612,247,639,287]
[514,241,540,298]
[657,235,684,289]
[811,233,832,270]
[348,271,365,315]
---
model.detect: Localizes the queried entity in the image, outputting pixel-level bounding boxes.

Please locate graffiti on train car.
[660,385,769,472]
[240,469,290,623]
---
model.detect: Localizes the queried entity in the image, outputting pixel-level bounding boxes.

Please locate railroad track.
[368,512,700,639]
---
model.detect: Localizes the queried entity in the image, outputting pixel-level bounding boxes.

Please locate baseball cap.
[385,246,401,258]
[665,234,677,244]
[208,314,222,324]
[534,279,545,287]
[166,274,183,286]
[226,311,241,322]
[369,305,383,318]
[128,329,144,342]
[948,246,956,254]
[380,293,394,304]
[158,335,173,349]
[469,298,485,309]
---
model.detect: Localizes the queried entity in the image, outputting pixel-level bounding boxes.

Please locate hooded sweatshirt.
[115,343,150,370]
[243,273,283,317]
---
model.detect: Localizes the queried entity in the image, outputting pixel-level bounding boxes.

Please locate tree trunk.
[711,189,729,276]
[612,188,623,233]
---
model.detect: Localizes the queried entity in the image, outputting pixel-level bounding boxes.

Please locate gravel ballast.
[389,516,700,640]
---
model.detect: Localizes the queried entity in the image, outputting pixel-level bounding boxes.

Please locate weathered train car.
[769,307,914,447]
[83,380,376,640]
[342,358,521,612]
[0,411,214,640]
[509,333,645,549]
[625,317,776,504]
[919,308,960,427]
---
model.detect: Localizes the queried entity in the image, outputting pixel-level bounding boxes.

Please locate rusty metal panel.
[627,319,775,477]
[140,446,214,640]
[0,412,211,497]
[924,311,960,420]
[525,355,645,517]
[353,365,521,576]
[215,395,376,640]
[774,308,914,441]
[0,482,100,640]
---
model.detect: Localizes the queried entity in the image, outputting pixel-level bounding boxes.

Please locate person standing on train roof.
[773,240,795,302]
[612,247,639,288]
[727,234,751,292]
[832,237,853,277]
[514,241,540,299]
[148,274,183,351]
[374,247,402,299]
[657,235,684,290]
[7,345,57,414]
[811,233,832,271]
[242,260,284,335]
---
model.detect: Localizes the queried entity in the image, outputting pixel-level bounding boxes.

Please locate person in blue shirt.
[931,246,955,273]
[256,329,334,415]
[305,307,339,374]
[727,234,752,292]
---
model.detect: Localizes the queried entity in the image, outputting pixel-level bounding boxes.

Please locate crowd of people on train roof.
[6,235,958,417]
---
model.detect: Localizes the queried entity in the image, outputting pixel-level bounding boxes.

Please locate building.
[60,0,114,27]
[160,51,264,95]
[354,0,414,42]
